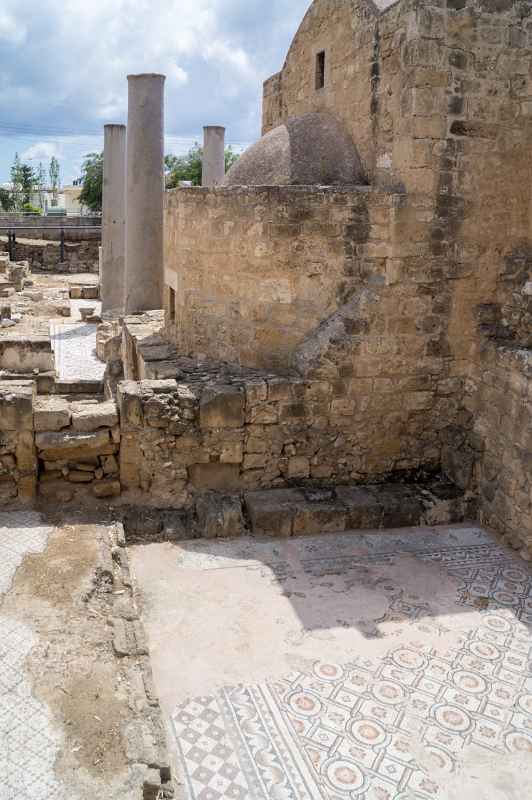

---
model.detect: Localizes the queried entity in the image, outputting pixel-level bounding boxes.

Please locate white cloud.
[21,142,61,161]
[0,11,26,45]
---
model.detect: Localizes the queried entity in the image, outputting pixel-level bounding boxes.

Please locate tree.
[10,153,37,210]
[165,144,239,188]
[49,156,60,207]
[79,152,104,212]
[36,162,46,210]
[0,188,15,211]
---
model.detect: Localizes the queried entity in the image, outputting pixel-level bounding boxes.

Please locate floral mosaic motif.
[172,535,532,799]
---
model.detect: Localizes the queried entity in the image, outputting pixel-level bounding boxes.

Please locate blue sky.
[0,0,310,185]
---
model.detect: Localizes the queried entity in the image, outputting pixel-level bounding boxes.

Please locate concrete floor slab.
[129,524,532,800]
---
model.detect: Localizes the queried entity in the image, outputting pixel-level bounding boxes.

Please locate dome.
[223,113,366,187]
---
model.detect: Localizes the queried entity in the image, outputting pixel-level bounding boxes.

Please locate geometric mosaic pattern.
[0,512,63,800]
[173,531,532,799]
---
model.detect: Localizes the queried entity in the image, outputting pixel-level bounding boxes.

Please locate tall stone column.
[101,124,126,314]
[125,73,165,314]
[202,126,226,187]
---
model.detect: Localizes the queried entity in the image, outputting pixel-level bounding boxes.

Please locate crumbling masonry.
[0,0,530,561]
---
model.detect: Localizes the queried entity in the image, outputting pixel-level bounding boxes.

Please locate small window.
[168,287,176,323]
[315,51,325,90]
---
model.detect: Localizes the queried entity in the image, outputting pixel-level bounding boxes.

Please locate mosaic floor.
[50,298,104,382]
[0,512,63,800]
[134,527,532,800]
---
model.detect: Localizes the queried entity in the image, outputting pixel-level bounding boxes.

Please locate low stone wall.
[34,396,121,502]
[117,370,448,508]
[0,381,37,503]
[0,215,101,242]
[0,237,99,273]
[473,342,532,559]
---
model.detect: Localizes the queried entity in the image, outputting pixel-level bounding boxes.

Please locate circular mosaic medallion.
[452,670,488,695]
[469,640,502,661]
[434,704,472,733]
[483,615,512,633]
[392,648,427,671]
[287,689,322,718]
[350,718,387,747]
[506,731,532,753]
[314,662,345,682]
[503,568,527,582]
[372,680,406,706]
[518,694,532,714]
[324,758,365,793]
[492,592,515,606]
[424,745,455,773]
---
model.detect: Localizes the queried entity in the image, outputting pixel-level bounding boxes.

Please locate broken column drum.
[202,126,226,187]
[101,124,126,313]
[124,73,165,313]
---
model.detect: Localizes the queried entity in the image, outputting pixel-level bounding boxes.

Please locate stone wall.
[472,342,532,559]
[34,396,121,502]
[0,237,99,273]
[0,381,36,503]
[117,358,461,507]
[0,215,101,241]
[164,185,396,370]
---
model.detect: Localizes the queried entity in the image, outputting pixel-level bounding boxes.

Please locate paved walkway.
[50,298,105,382]
[130,525,532,800]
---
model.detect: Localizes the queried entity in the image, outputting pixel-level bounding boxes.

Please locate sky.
[0,0,311,185]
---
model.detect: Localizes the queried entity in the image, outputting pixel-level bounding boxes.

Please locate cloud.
[0,0,311,180]
[0,11,26,45]
[21,142,61,161]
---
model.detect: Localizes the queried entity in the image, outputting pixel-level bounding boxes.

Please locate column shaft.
[202,126,226,187]
[125,73,165,313]
[101,124,126,313]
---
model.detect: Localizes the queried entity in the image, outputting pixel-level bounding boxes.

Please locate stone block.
[35,429,111,461]
[287,456,310,479]
[293,489,347,536]
[196,494,245,539]
[33,396,71,432]
[200,385,245,429]
[38,479,75,502]
[245,488,303,537]
[336,486,383,529]
[117,381,144,428]
[70,399,119,431]
[188,463,241,491]
[93,479,121,498]
[0,381,35,431]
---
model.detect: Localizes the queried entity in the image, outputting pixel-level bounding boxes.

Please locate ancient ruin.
[1,1,531,798]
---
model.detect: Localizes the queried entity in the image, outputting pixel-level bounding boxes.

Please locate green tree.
[79,152,104,212]
[165,144,239,188]
[49,155,61,206]
[10,153,37,210]
[0,187,15,211]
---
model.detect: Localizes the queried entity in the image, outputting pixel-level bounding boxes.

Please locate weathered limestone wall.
[472,343,532,559]
[34,396,121,502]
[0,381,36,503]
[164,186,395,370]
[0,237,100,273]
[262,0,405,179]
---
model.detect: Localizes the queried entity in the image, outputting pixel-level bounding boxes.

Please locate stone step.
[120,479,474,543]
[244,482,472,538]
[52,379,104,394]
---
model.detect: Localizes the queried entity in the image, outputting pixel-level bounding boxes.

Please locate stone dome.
[223,113,366,186]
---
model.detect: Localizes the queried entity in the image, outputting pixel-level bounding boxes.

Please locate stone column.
[124,73,165,314]
[202,126,226,187]
[101,124,126,314]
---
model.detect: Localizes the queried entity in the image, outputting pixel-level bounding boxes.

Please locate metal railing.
[0,226,101,262]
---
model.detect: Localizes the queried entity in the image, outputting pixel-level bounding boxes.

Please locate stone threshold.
[121,477,474,543]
